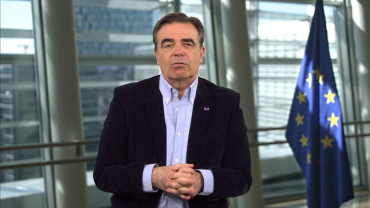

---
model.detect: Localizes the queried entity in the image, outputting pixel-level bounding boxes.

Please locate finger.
[178,163,194,169]
[166,177,195,189]
[166,181,178,189]
[183,163,194,168]
[174,177,196,186]
[176,187,196,197]
[166,187,180,195]
[177,167,196,174]
[170,164,181,172]
[165,186,187,195]
[170,172,193,180]
[165,188,191,200]
[171,163,193,171]
[179,194,191,200]
[166,180,189,189]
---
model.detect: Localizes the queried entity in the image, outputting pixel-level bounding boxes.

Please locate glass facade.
[0,0,45,206]
[74,1,161,173]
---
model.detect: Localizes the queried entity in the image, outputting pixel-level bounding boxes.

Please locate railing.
[0,140,99,170]
[248,120,370,146]
[1,121,369,170]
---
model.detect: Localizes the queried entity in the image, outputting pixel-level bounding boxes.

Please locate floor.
[265,191,369,208]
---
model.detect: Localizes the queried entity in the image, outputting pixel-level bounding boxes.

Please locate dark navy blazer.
[94,75,252,208]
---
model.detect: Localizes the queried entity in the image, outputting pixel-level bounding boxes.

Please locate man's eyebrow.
[161,38,175,45]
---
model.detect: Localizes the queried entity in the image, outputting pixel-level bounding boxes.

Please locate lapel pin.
[204,106,209,111]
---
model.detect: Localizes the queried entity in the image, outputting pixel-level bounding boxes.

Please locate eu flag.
[285,0,354,207]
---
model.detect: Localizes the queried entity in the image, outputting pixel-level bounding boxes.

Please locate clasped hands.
[151,163,203,200]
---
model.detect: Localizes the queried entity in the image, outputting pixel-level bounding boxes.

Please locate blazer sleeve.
[93,86,147,198]
[207,93,252,200]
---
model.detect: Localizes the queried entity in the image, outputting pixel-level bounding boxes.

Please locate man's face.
[154,22,205,85]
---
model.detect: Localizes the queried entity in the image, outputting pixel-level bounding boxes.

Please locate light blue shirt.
[142,74,214,208]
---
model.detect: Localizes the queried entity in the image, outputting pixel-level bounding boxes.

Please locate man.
[94,12,252,208]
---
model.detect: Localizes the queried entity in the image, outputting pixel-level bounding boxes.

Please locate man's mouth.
[172,62,187,66]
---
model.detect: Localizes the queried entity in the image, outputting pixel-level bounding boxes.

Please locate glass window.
[181,0,209,79]
[0,0,45,207]
[73,0,167,173]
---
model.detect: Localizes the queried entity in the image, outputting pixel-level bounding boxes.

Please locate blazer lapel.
[145,77,167,166]
[187,79,213,164]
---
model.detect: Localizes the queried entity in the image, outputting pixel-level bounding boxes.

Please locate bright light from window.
[1,0,33,30]
[1,38,34,54]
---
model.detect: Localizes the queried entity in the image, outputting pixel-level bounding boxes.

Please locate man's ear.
[200,46,205,63]
[154,49,159,65]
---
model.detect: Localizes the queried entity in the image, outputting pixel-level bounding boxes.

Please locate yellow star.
[299,134,308,147]
[295,113,304,126]
[307,153,312,164]
[313,67,320,80]
[296,91,306,104]
[319,74,324,85]
[324,89,336,104]
[313,67,324,85]
[327,112,339,128]
[305,73,312,88]
[321,134,334,149]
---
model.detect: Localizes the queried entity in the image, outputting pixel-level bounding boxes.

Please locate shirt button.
[176,107,179,111]
[172,89,176,93]
[177,132,181,137]
[175,158,178,163]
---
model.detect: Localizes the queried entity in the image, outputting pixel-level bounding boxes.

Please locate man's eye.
[164,44,172,48]
[184,43,193,47]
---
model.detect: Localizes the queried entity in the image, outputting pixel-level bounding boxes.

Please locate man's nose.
[173,45,184,56]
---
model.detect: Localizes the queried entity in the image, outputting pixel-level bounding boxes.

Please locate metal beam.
[0,157,97,170]
[0,29,33,38]
[258,0,343,6]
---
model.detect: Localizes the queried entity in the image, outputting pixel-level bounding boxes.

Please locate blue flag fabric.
[285,0,354,207]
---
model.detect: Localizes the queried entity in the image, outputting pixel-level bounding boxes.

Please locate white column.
[350,0,370,191]
[220,0,264,207]
[41,0,88,207]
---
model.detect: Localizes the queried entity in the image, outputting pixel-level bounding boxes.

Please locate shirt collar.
[159,74,198,105]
